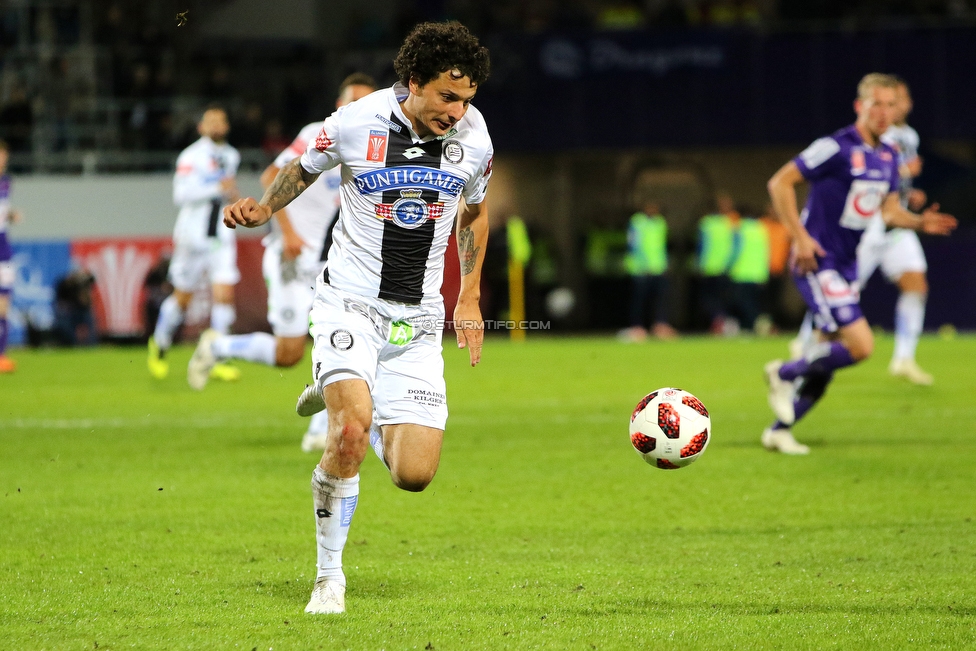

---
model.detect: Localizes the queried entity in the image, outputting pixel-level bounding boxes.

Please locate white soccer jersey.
[881,123,920,207]
[300,83,493,305]
[269,123,342,266]
[172,136,241,249]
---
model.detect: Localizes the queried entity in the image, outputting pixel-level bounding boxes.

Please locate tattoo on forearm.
[458,226,480,276]
[260,158,319,214]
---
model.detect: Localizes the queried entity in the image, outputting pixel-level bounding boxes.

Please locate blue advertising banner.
[476,27,976,151]
[8,241,73,345]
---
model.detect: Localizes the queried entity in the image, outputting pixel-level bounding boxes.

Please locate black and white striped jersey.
[172,136,240,248]
[300,83,493,306]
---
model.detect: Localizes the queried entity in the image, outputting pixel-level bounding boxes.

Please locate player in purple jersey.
[0,140,23,373]
[761,73,956,455]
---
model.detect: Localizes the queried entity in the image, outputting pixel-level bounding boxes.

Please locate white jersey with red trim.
[268,123,342,265]
[299,83,493,306]
[172,136,241,249]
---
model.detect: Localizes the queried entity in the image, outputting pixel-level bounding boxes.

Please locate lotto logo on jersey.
[366,130,388,162]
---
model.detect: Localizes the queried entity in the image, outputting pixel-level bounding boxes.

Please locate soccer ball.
[629,387,711,469]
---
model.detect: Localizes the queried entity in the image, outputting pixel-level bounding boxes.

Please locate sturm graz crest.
[391,189,429,229]
[329,329,354,351]
[443,140,463,164]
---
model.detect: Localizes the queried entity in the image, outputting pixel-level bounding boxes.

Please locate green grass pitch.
[1,334,975,650]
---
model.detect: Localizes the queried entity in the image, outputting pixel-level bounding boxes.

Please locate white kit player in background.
[185,74,377,417]
[222,21,492,616]
[148,105,242,384]
[863,77,934,384]
[790,78,935,385]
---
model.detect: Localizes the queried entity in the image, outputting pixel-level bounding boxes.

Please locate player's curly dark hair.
[393,21,490,88]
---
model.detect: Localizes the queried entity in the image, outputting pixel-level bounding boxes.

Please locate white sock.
[153,296,184,350]
[210,303,236,335]
[369,421,387,469]
[211,332,277,366]
[893,291,926,361]
[796,311,814,355]
[308,410,329,434]
[312,467,359,584]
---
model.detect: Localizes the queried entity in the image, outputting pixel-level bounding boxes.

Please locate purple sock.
[0,316,7,356]
[779,342,855,381]
[793,395,817,422]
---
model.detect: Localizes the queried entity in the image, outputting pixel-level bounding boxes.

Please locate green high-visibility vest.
[507,217,532,265]
[625,212,668,275]
[586,229,628,276]
[730,219,770,284]
[698,214,734,276]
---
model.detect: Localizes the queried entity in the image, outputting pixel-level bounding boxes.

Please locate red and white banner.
[71,238,171,336]
[70,237,269,337]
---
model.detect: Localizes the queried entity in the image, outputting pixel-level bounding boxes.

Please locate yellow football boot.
[209,362,241,382]
[147,337,169,379]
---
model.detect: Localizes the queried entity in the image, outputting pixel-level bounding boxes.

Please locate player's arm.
[455,198,489,367]
[766,160,825,274]
[901,155,922,179]
[260,162,306,259]
[880,193,956,235]
[224,157,320,229]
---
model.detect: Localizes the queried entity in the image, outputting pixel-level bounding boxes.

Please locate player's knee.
[848,338,874,361]
[275,347,305,367]
[338,418,369,441]
[391,469,436,493]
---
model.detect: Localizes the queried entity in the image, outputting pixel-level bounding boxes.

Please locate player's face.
[408,69,477,138]
[198,109,230,143]
[336,84,375,108]
[855,86,898,139]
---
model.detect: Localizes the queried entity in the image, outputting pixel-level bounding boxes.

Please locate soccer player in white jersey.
[860,77,934,384]
[186,75,377,418]
[148,106,242,383]
[223,21,492,615]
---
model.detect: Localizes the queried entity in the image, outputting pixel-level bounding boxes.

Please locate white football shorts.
[309,280,447,431]
[168,235,240,292]
[262,242,321,338]
[858,221,926,287]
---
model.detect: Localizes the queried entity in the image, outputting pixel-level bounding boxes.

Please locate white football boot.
[297,384,326,417]
[764,360,795,425]
[305,577,345,614]
[187,329,219,390]
[761,427,810,455]
[889,358,934,386]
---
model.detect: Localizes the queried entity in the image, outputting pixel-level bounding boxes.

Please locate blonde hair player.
[762,73,955,455]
